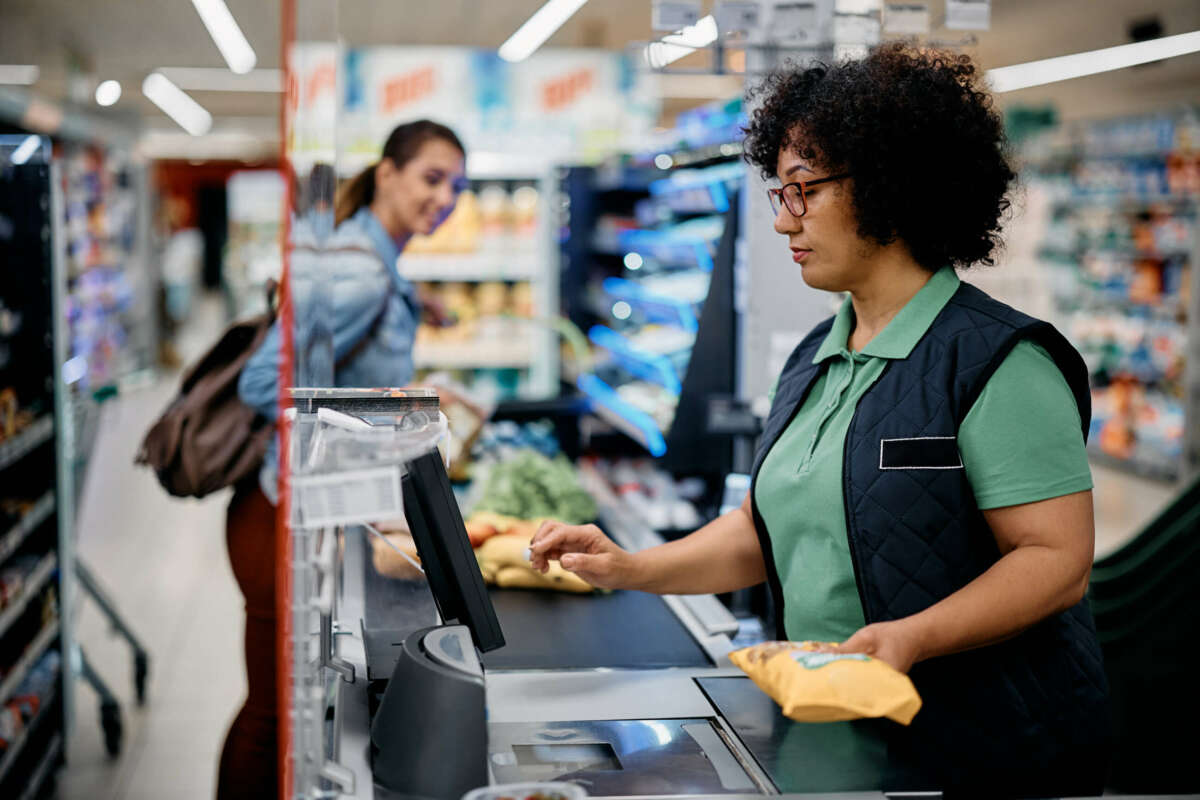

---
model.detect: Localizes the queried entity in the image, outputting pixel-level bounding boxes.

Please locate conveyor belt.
[360,552,711,675]
[481,586,712,670]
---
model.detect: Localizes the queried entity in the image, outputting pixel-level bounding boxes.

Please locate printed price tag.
[946,0,990,30]
[653,0,703,31]
[292,465,404,528]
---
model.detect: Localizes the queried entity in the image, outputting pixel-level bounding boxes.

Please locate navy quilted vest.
[750,282,1111,796]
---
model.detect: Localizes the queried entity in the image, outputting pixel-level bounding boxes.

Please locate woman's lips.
[792,249,812,263]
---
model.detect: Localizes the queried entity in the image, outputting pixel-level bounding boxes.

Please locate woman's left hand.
[833,620,924,674]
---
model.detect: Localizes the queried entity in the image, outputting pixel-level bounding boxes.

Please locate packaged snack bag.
[730,641,922,725]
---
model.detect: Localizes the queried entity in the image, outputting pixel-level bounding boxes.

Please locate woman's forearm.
[902,543,1090,665]
[629,504,767,595]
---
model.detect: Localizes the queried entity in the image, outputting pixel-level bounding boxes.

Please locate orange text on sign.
[542,69,594,111]
[382,67,436,113]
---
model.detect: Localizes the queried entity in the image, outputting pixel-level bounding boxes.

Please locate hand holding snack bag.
[730,640,922,725]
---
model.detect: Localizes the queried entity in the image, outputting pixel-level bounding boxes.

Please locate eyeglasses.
[767,173,851,218]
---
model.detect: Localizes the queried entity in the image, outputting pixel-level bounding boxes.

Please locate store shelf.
[0,553,57,642]
[0,618,59,704]
[589,326,682,395]
[0,684,58,784]
[15,730,61,800]
[1087,446,1179,484]
[0,417,54,472]
[0,493,55,565]
[577,374,667,457]
[413,341,534,369]
[399,253,541,282]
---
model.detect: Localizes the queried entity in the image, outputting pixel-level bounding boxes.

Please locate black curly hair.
[744,43,1016,270]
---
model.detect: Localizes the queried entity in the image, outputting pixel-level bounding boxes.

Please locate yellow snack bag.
[729,641,922,725]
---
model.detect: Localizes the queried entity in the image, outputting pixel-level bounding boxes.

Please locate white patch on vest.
[879,436,964,470]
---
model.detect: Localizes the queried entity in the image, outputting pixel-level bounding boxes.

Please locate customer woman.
[531,45,1109,797]
[220,120,466,800]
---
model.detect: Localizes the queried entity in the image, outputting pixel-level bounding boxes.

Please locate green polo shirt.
[753,267,1092,792]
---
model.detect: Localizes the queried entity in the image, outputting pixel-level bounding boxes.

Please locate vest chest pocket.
[879,436,963,470]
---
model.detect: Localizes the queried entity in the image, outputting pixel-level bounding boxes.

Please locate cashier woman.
[531,44,1110,797]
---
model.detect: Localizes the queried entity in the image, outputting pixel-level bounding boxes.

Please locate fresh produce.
[472,451,596,524]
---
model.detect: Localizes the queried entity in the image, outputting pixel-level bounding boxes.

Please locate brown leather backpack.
[136,313,276,498]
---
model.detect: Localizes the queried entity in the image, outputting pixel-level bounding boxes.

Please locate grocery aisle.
[56,294,242,800]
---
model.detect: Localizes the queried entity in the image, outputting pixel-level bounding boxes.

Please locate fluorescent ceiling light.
[95,80,122,106]
[645,14,719,69]
[498,0,588,63]
[987,29,1200,93]
[190,0,257,74]
[157,67,282,92]
[0,65,39,85]
[10,135,41,165]
[143,72,213,136]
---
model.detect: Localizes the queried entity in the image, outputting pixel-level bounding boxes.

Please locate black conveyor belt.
[360,552,710,675]
[481,586,711,670]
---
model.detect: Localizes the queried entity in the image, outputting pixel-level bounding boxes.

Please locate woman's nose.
[774,205,801,235]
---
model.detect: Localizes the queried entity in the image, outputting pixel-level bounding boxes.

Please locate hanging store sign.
[714,1,762,35]
[652,0,704,32]
[884,3,931,34]
[945,0,990,30]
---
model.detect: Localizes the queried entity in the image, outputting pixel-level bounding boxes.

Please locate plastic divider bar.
[0,417,55,473]
[0,554,58,643]
[0,618,60,704]
[0,493,55,565]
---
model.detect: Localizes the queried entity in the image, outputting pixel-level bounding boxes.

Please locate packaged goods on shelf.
[226,170,286,318]
[1027,112,1197,479]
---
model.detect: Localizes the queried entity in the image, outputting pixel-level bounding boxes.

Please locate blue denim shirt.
[238,207,420,502]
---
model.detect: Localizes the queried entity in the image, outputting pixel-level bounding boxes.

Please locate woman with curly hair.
[531,44,1109,796]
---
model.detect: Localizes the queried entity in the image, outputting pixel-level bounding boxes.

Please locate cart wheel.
[101,700,122,757]
[134,652,149,706]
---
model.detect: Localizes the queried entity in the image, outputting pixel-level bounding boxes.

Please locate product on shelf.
[1028,112,1197,477]
[470,450,596,525]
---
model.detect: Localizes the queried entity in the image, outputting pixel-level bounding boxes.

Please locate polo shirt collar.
[812,267,961,363]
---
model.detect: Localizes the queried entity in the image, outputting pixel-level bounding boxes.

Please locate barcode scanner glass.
[401,450,505,653]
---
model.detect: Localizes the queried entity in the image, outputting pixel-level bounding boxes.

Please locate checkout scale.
[289,389,940,800]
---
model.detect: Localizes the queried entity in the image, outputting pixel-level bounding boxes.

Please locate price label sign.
[946,0,990,30]
[653,0,703,32]
[292,465,404,528]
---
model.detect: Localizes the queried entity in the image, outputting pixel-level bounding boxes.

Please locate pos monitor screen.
[401,450,505,653]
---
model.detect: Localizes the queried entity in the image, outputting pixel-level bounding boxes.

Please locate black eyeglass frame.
[767,173,852,217]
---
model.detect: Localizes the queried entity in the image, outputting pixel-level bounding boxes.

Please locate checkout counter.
[287,390,933,800]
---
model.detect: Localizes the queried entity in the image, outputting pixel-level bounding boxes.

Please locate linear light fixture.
[157,67,282,92]
[0,65,39,85]
[498,0,589,63]
[645,14,719,69]
[190,0,257,74]
[10,135,42,165]
[143,72,213,136]
[987,29,1200,93]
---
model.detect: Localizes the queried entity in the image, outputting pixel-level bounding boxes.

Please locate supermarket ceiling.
[1,0,1198,152]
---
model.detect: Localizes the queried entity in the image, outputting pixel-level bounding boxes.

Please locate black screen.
[401,450,505,653]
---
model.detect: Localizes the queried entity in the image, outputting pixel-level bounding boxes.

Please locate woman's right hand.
[528,521,639,591]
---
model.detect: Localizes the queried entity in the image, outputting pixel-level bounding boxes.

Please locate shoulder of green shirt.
[959,338,1093,510]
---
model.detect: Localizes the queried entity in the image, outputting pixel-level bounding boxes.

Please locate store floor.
[51,299,1181,799]
[56,292,243,800]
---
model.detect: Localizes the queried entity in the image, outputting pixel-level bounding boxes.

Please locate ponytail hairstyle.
[334,119,466,227]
